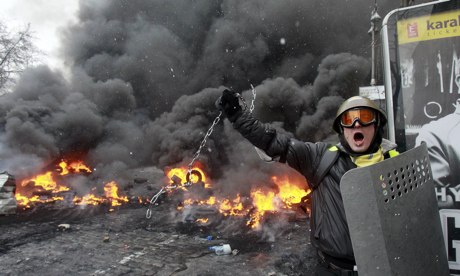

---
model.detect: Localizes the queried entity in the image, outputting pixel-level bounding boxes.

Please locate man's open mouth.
[353,132,364,143]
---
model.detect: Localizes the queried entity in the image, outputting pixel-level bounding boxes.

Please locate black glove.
[216,88,242,122]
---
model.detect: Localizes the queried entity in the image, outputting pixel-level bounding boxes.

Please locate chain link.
[237,84,256,115]
[249,84,256,114]
[187,111,222,173]
[146,187,164,219]
[146,85,257,219]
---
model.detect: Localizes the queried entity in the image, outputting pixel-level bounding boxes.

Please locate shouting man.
[217,89,398,276]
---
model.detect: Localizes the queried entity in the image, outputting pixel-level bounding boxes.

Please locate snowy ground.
[0,201,319,276]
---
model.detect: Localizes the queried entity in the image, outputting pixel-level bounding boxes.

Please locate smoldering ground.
[0,0,425,234]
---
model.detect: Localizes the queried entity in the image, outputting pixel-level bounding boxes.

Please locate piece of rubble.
[209,244,232,255]
[0,172,16,215]
[58,224,71,231]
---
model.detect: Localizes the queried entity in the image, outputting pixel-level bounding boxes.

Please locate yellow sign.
[397,9,460,44]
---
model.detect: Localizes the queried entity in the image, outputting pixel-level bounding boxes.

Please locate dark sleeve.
[232,110,323,180]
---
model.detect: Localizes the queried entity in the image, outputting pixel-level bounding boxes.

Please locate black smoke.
[0,0,430,207]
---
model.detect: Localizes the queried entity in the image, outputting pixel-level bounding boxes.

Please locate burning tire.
[186,170,203,187]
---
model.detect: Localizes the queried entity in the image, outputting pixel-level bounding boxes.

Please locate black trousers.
[315,262,358,276]
[315,251,358,276]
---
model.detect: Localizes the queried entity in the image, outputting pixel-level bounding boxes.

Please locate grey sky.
[0,0,79,70]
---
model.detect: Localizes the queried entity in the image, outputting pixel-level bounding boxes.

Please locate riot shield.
[340,143,449,276]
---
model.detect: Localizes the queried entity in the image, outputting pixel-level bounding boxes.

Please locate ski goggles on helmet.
[340,108,376,128]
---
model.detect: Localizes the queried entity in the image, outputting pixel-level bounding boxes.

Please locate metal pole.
[371,28,376,86]
[370,6,381,86]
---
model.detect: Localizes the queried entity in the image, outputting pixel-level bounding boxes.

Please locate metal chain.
[145,178,196,219]
[187,84,256,172]
[146,187,164,219]
[249,84,256,114]
[238,84,256,114]
[146,85,257,219]
[187,111,222,173]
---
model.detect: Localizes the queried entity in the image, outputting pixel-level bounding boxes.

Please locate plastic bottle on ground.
[209,244,232,255]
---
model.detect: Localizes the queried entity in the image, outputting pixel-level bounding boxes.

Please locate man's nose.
[352,120,362,128]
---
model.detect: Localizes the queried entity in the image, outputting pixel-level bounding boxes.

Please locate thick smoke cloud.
[0,1,429,202]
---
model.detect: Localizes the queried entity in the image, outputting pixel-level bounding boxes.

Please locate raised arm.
[216,88,320,178]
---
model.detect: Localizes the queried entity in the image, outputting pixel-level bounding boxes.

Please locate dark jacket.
[232,110,397,261]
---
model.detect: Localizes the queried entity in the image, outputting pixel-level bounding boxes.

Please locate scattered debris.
[58,224,71,231]
[194,235,213,242]
[119,251,146,264]
[0,172,16,215]
[0,203,315,275]
[209,244,232,255]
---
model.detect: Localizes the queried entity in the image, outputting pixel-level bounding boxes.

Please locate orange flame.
[247,190,277,228]
[59,160,92,175]
[16,159,129,209]
[165,166,209,188]
[272,176,309,207]
[72,181,129,207]
[169,165,311,230]
[219,195,245,217]
[73,193,104,206]
[104,181,129,206]
[20,171,69,193]
[15,193,64,208]
[196,218,209,223]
